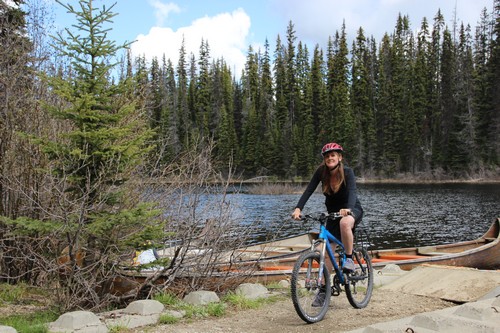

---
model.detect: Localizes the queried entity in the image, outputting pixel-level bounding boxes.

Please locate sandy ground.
[136,289,455,333]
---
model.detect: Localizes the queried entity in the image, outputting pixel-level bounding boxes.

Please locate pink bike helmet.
[321,142,344,156]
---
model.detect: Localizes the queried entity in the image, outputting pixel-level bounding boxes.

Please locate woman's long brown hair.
[321,158,345,194]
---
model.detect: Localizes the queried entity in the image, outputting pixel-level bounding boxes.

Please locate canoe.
[229,217,500,282]
[114,217,499,293]
[369,217,500,271]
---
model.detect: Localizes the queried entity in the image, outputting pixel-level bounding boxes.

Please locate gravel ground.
[135,289,455,333]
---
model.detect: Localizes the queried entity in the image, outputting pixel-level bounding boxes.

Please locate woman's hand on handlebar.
[292,208,302,220]
[339,208,352,217]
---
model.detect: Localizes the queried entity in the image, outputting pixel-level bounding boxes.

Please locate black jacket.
[295,165,363,215]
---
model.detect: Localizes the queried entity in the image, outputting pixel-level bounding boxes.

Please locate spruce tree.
[485,0,500,165]
[477,2,500,166]
[413,17,433,172]
[258,39,276,173]
[195,39,211,138]
[351,27,376,175]
[6,0,160,309]
[327,24,354,154]
[177,38,190,148]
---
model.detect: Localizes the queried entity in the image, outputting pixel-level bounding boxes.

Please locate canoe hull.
[116,218,500,292]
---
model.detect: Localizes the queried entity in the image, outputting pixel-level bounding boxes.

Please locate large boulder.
[123,299,164,315]
[183,290,220,305]
[235,283,269,299]
[48,311,107,333]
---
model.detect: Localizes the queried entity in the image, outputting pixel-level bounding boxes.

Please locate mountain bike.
[290,212,373,323]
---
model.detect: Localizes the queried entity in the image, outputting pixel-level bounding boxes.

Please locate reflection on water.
[222,183,500,249]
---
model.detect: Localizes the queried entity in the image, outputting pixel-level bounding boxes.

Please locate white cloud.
[271,0,492,47]
[131,8,250,78]
[149,0,180,26]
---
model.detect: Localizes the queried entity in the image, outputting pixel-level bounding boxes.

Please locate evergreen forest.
[3,1,499,183]
[128,3,499,180]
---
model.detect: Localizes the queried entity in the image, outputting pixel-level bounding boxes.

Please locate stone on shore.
[48,311,107,333]
[183,290,220,305]
[235,283,269,299]
[102,300,164,329]
[123,299,164,315]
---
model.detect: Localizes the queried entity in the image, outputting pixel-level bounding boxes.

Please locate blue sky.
[50,0,494,77]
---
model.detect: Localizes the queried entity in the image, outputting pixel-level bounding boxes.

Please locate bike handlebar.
[300,211,344,221]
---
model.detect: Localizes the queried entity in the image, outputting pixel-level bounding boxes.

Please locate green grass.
[153,291,180,306]
[0,283,59,333]
[159,313,181,324]
[0,284,287,331]
[152,288,285,324]
[0,310,58,333]
[107,324,130,333]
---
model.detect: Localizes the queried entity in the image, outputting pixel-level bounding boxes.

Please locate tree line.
[132,2,499,180]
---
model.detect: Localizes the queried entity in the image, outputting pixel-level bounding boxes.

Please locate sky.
[49,0,494,77]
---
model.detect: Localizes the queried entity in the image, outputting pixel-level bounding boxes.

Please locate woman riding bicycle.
[291,142,363,273]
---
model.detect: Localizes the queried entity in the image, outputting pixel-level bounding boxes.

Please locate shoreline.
[356,177,500,184]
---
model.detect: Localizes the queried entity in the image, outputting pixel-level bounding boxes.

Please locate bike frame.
[316,218,347,286]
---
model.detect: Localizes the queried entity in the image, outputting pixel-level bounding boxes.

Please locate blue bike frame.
[317,221,347,286]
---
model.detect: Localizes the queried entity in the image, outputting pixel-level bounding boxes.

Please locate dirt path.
[138,289,455,333]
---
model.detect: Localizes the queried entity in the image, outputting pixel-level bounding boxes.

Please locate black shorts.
[326,208,363,242]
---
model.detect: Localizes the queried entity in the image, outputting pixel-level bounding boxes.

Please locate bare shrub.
[119,139,259,298]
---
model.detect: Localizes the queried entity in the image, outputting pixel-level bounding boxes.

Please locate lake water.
[221,183,500,249]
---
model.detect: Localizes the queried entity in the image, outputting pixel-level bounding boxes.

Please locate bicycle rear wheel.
[290,251,331,323]
[345,247,373,308]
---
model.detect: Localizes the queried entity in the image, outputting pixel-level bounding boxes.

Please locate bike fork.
[317,241,327,286]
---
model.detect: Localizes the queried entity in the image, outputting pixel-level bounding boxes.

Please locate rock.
[235,283,269,299]
[163,309,185,318]
[183,290,220,305]
[0,326,17,333]
[48,311,107,333]
[278,280,290,288]
[123,300,164,315]
[380,264,403,273]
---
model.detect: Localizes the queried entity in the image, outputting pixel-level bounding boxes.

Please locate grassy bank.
[244,176,500,195]
[0,282,287,333]
[0,283,59,333]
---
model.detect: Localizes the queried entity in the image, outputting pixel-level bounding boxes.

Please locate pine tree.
[241,45,261,172]
[326,23,354,154]
[485,0,500,165]
[440,28,458,172]
[449,24,475,174]
[187,53,198,145]
[161,56,179,163]
[213,59,237,168]
[258,39,276,173]
[293,42,315,177]
[376,33,398,175]
[195,39,211,138]
[310,44,326,145]
[413,17,433,172]
[351,27,376,175]
[273,34,288,175]
[177,38,190,148]
[475,2,500,166]
[429,10,445,169]
[285,21,299,176]
[6,0,160,308]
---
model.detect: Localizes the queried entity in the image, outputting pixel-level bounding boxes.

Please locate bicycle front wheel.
[345,247,373,308]
[290,251,331,323]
